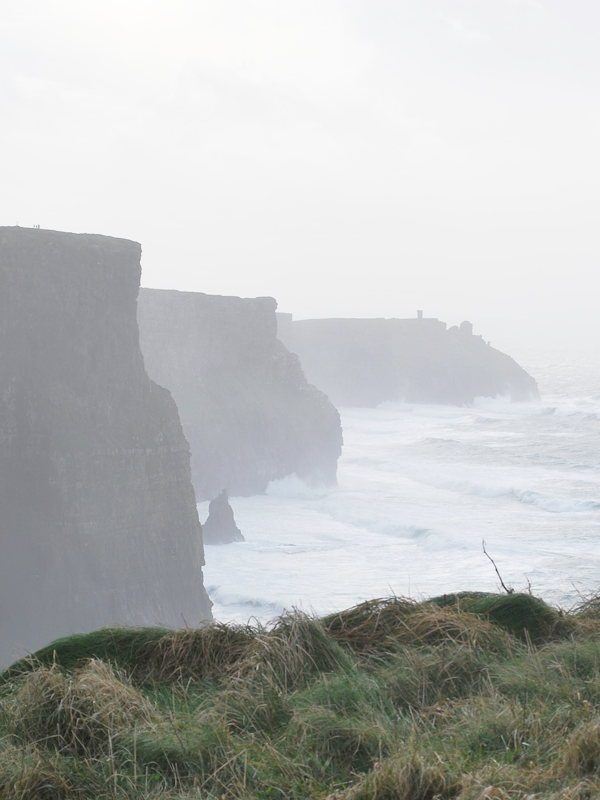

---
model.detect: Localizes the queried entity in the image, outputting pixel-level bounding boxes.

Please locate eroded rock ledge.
[137,289,343,500]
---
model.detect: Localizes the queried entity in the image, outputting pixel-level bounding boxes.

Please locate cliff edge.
[278,316,539,407]
[137,289,343,500]
[0,227,212,668]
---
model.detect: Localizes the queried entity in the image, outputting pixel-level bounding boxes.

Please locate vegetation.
[2,592,600,798]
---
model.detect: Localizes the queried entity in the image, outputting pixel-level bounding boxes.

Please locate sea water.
[201,346,600,624]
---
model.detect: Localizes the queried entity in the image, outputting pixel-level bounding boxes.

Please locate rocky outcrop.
[137,289,343,500]
[202,490,244,545]
[0,227,212,668]
[277,315,539,407]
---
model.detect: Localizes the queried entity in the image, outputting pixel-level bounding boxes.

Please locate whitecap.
[265,473,334,499]
[512,490,600,514]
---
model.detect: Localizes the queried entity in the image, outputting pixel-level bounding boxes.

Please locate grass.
[1,591,600,798]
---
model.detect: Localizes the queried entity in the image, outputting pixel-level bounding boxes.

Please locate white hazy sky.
[2,1,598,354]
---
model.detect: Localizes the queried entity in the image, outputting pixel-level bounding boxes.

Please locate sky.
[2,0,598,355]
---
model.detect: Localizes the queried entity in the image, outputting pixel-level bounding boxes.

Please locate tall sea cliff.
[0,228,211,667]
[138,289,343,500]
[278,315,539,407]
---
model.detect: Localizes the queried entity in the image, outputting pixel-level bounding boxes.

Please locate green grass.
[2,592,600,799]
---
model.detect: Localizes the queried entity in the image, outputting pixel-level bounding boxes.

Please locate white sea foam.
[202,355,600,623]
[472,396,553,416]
[512,490,600,514]
[206,585,284,623]
[265,474,330,499]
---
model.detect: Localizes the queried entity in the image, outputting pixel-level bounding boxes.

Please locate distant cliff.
[0,228,212,668]
[137,289,343,500]
[277,316,539,407]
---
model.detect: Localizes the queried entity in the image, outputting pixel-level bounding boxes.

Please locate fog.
[2,0,598,356]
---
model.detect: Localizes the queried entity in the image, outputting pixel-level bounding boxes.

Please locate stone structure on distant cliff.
[202,490,244,545]
[276,313,539,407]
[137,289,343,500]
[0,227,212,668]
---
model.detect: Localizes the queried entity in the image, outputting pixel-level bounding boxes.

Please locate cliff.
[137,289,343,500]
[277,316,539,407]
[0,227,212,668]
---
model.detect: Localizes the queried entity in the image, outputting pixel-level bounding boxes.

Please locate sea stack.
[137,289,343,500]
[0,227,212,668]
[202,490,244,545]
[277,314,539,407]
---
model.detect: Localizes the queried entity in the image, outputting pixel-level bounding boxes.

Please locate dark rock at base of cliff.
[0,227,212,669]
[202,490,244,546]
[137,289,343,500]
[277,315,539,407]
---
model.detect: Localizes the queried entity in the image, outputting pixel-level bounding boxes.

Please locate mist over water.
[202,350,600,623]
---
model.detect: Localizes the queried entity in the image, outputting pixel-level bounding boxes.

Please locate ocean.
[200,345,600,625]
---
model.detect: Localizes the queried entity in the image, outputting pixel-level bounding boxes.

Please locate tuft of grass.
[323,597,514,657]
[292,668,395,720]
[559,720,600,778]
[444,691,542,763]
[143,623,256,684]
[322,597,417,654]
[391,607,514,652]
[0,744,105,800]
[5,659,154,754]
[285,704,391,776]
[236,611,356,692]
[381,642,498,711]
[123,712,243,789]
[430,592,573,644]
[333,750,457,800]
[286,669,401,778]
[213,677,292,734]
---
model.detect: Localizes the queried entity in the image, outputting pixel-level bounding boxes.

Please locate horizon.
[2,1,598,357]
[3,221,598,367]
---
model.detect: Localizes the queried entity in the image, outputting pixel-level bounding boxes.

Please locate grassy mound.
[2,627,171,680]
[429,591,573,643]
[2,592,600,799]
[4,622,257,685]
[322,596,418,652]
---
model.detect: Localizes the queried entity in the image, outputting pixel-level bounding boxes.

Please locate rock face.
[277,316,539,407]
[202,490,244,545]
[137,289,343,500]
[0,227,212,668]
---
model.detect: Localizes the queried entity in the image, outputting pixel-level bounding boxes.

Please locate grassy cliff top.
[2,591,600,799]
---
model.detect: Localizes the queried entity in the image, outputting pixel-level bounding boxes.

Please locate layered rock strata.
[137,289,343,500]
[277,315,539,407]
[0,227,211,668]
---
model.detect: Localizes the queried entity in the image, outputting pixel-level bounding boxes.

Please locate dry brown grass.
[322,598,514,656]
[455,763,540,800]
[323,597,418,653]
[0,743,103,800]
[329,750,457,800]
[143,622,255,683]
[558,719,600,778]
[3,593,600,799]
[235,611,353,691]
[5,659,154,753]
[391,608,514,652]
